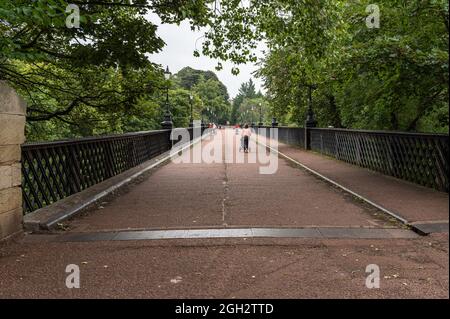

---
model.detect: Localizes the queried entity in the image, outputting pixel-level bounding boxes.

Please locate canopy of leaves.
[236,96,269,125]
[1,0,169,139]
[230,78,264,123]
[257,0,449,132]
[0,0,265,140]
[189,72,231,124]
[1,0,447,138]
[175,66,229,100]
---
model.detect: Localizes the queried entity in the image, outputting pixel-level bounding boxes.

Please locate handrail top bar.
[21,128,176,148]
[255,125,448,137]
[256,126,304,129]
[308,127,449,137]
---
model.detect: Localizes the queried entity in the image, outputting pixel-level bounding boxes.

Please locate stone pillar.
[0,81,26,241]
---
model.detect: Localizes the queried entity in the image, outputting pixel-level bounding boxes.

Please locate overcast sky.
[145,13,266,99]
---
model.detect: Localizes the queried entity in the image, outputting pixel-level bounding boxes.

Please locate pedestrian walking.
[241,123,251,153]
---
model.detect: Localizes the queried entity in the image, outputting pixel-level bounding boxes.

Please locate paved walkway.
[273,143,449,226]
[0,128,448,298]
[65,129,402,232]
[0,234,448,298]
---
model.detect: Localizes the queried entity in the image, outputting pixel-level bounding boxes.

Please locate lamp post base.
[304,118,317,150]
[161,112,173,130]
[305,112,317,128]
[271,118,278,127]
[161,121,173,130]
[305,119,317,128]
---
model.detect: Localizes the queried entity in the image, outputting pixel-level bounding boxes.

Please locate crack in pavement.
[222,133,230,227]
[222,164,229,227]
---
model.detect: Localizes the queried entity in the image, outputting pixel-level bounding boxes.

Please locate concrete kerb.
[23,133,206,232]
[409,221,449,236]
[55,227,419,242]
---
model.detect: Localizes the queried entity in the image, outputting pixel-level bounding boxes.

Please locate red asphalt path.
[0,129,448,298]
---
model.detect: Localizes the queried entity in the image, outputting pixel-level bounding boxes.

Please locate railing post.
[0,81,26,241]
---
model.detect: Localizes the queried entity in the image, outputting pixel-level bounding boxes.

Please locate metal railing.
[309,128,449,192]
[21,128,197,214]
[256,125,449,193]
[257,126,306,148]
[21,125,449,215]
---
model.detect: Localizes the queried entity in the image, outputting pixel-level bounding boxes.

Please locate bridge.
[0,82,448,298]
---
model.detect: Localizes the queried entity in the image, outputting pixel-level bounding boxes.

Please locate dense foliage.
[230,79,267,124]
[173,67,231,126]
[257,0,449,132]
[0,1,237,140]
[1,0,447,140]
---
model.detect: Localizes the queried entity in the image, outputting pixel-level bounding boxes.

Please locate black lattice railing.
[257,126,305,149]
[21,129,197,214]
[309,128,449,192]
[255,125,449,192]
[278,127,305,148]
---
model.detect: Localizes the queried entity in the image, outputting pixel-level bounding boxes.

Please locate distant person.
[241,123,252,153]
[235,123,240,135]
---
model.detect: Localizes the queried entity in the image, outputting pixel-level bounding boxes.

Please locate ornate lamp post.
[161,66,173,130]
[305,84,318,128]
[258,102,263,126]
[251,106,255,127]
[303,83,317,150]
[204,107,210,126]
[200,101,205,128]
[189,93,194,127]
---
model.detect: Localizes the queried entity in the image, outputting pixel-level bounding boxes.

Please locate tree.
[231,78,260,123]
[256,0,448,132]
[335,0,448,132]
[1,1,171,137]
[2,0,447,136]
[192,75,231,124]
[237,97,270,125]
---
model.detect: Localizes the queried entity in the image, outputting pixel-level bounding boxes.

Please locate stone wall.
[0,81,26,240]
